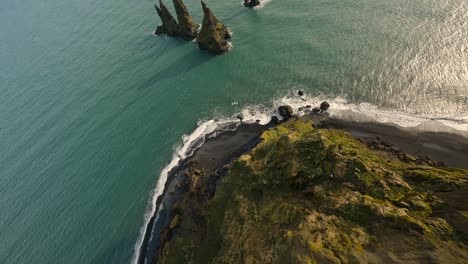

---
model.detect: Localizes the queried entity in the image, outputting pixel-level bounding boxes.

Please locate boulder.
[154,0,179,36]
[172,0,199,40]
[270,116,280,124]
[244,0,260,8]
[196,1,231,55]
[278,105,294,119]
[320,101,330,111]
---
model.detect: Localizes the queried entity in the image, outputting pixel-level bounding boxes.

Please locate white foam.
[132,92,467,263]
[255,0,272,9]
[240,0,272,9]
[271,94,468,133]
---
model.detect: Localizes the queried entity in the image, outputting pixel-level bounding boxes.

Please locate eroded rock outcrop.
[172,0,199,40]
[154,0,179,36]
[244,0,260,8]
[196,1,231,55]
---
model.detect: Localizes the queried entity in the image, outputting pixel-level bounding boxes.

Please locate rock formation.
[172,0,199,40]
[278,105,294,119]
[244,0,260,8]
[320,101,330,111]
[154,0,179,36]
[196,1,231,55]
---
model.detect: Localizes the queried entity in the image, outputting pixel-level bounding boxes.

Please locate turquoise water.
[1,0,467,263]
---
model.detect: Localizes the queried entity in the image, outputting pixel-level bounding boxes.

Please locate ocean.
[0,0,467,263]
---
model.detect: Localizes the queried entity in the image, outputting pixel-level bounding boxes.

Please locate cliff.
[156,118,468,263]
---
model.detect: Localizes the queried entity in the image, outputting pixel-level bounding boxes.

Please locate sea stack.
[196,1,231,55]
[172,0,199,40]
[244,0,260,8]
[154,0,179,36]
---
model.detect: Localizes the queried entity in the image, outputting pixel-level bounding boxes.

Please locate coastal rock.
[270,116,280,124]
[278,105,294,119]
[172,0,199,40]
[320,101,330,111]
[154,0,179,36]
[244,0,260,8]
[196,1,231,55]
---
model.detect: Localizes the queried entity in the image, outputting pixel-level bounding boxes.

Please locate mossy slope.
[159,119,468,264]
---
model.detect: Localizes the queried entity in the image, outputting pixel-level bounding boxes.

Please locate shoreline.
[137,110,468,263]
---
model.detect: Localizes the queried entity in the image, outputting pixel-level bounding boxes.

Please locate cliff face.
[158,119,468,263]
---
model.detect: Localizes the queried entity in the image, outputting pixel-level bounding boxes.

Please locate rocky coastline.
[138,102,468,264]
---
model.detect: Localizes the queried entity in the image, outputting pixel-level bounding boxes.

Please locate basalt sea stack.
[172,0,199,40]
[196,1,231,55]
[154,0,179,36]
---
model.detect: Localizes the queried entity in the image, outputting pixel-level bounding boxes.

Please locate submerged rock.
[154,0,179,36]
[196,1,231,55]
[172,0,199,40]
[244,0,260,8]
[278,105,294,119]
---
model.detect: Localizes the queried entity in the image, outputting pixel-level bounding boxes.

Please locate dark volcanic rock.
[298,90,304,96]
[196,1,231,55]
[278,105,294,119]
[154,0,180,36]
[270,116,280,124]
[320,101,330,111]
[244,0,260,8]
[172,0,199,40]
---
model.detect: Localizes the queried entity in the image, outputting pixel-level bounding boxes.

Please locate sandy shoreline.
[137,113,468,263]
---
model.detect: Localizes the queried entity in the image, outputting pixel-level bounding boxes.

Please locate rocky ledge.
[153,117,468,263]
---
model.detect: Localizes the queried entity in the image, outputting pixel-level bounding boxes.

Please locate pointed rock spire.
[196,1,231,55]
[154,0,179,36]
[172,0,199,40]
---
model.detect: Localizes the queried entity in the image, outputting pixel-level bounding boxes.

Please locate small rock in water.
[298,90,304,96]
[256,119,261,123]
[305,105,312,109]
[236,114,243,121]
[278,105,294,119]
[298,107,304,111]
[320,101,330,111]
[244,0,260,7]
[312,107,320,113]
